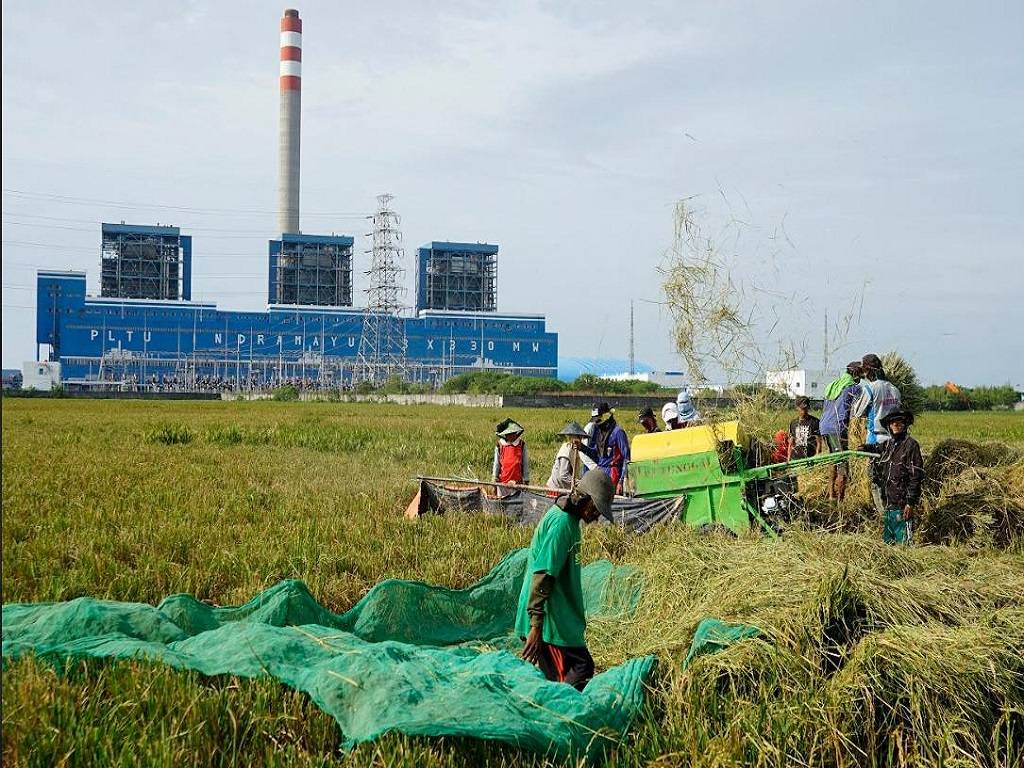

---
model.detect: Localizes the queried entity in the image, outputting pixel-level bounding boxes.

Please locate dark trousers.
[534,643,595,691]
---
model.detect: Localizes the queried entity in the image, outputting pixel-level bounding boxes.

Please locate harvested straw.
[921,460,1024,548]
[881,351,927,415]
[589,529,1024,766]
[923,439,1020,492]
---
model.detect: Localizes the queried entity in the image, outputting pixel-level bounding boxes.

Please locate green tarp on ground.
[2,550,653,759]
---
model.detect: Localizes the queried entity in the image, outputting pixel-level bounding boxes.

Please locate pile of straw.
[589,530,1024,766]
[921,459,1024,549]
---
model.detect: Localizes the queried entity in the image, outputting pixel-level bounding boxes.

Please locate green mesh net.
[3,550,654,759]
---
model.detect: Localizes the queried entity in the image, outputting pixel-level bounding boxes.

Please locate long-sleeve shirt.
[591,421,630,490]
[862,433,924,508]
[545,442,598,490]
[852,379,901,444]
[820,383,861,437]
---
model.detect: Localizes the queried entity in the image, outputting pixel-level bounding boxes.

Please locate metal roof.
[278,232,354,246]
[102,223,181,236]
[420,241,498,254]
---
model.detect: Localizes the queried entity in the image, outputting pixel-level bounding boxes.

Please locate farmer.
[517,470,615,689]
[787,396,823,460]
[637,406,660,434]
[590,402,630,493]
[852,353,902,512]
[661,401,681,430]
[546,421,598,491]
[859,410,923,545]
[492,418,529,489]
[820,361,863,502]
[676,389,702,427]
[770,430,790,464]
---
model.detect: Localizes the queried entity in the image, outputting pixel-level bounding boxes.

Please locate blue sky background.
[3,1,1022,385]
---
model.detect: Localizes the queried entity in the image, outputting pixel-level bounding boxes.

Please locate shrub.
[271,385,300,402]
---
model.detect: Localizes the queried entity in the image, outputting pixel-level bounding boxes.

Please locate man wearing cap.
[820,361,863,502]
[546,421,598,490]
[637,407,660,434]
[859,410,923,544]
[492,418,529,490]
[851,353,902,512]
[517,470,615,689]
[590,402,630,493]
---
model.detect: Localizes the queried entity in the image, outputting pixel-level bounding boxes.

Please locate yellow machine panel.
[631,420,747,462]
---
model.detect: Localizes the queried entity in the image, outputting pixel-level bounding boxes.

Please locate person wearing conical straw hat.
[492,419,529,494]
[518,469,615,689]
[546,421,598,491]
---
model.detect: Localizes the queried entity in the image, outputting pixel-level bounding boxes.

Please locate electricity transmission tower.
[356,193,407,384]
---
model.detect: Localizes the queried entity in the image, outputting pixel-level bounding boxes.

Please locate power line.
[2,189,371,218]
[2,218,269,240]
[2,239,281,259]
[1,210,362,236]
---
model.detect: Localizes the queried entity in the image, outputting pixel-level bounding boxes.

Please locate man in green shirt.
[516,470,615,690]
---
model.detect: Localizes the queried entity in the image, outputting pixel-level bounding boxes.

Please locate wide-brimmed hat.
[576,470,615,521]
[558,420,588,438]
[495,418,525,437]
[880,409,914,428]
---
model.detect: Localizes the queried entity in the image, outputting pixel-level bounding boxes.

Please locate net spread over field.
[3,549,703,758]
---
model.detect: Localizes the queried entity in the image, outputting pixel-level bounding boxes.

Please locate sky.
[2,0,1022,386]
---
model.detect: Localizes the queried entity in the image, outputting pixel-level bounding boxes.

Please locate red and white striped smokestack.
[277,9,302,234]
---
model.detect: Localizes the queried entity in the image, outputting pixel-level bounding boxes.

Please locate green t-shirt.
[515,505,586,647]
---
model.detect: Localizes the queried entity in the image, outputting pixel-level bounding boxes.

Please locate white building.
[765,368,829,399]
[22,361,61,391]
[600,371,690,389]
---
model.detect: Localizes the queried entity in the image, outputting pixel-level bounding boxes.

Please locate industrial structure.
[100,223,192,302]
[267,233,354,307]
[277,8,302,234]
[28,8,558,390]
[415,242,498,313]
[357,194,409,383]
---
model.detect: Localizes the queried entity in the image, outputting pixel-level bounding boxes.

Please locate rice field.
[3,399,1023,767]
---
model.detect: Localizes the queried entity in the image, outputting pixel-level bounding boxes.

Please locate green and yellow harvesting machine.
[629,421,867,536]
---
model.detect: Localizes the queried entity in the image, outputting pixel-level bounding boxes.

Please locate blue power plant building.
[34,226,557,388]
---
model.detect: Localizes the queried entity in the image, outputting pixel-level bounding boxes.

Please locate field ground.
[3,400,1023,767]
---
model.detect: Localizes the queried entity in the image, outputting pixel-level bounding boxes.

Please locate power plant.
[30,9,558,390]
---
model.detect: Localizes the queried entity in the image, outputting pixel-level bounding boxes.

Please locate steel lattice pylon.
[356,193,408,384]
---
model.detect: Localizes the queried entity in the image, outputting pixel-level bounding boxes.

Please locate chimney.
[278,9,302,234]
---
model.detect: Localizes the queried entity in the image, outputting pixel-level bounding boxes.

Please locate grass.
[3,399,1023,767]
